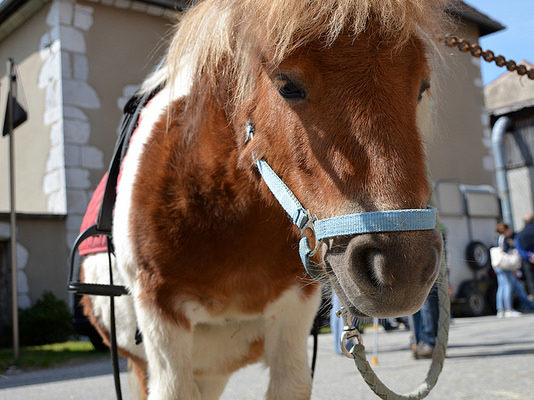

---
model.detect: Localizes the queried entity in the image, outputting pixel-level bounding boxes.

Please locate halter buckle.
[300,211,321,257]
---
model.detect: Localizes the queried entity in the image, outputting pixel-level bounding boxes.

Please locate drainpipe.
[491,116,513,230]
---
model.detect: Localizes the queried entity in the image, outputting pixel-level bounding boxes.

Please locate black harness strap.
[96,91,154,234]
[68,86,160,296]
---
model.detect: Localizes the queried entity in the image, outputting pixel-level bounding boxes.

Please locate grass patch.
[0,341,106,373]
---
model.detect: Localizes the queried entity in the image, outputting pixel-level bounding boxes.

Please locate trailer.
[435,181,501,316]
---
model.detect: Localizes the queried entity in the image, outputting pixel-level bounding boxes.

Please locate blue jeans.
[413,283,439,348]
[330,290,344,354]
[413,311,421,344]
[511,274,534,310]
[495,268,514,311]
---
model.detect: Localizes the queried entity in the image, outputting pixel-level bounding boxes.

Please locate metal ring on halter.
[300,212,321,257]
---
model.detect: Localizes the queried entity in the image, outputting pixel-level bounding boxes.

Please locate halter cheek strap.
[248,121,437,279]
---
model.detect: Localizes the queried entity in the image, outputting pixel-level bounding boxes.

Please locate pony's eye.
[278,77,306,99]
[418,80,430,102]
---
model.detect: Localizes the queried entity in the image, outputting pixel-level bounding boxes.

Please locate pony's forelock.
[145,0,450,110]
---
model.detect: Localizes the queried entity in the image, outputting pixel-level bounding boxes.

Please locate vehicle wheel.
[464,286,486,317]
[465,241,490,271]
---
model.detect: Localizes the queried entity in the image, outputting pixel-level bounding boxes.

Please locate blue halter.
[246,121,437,278]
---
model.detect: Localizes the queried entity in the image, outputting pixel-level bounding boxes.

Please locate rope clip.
[336,307,364,359]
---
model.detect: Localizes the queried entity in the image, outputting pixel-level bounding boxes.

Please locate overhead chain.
[443,35,534,80]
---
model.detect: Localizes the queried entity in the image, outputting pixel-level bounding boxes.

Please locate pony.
[79,0,447,398]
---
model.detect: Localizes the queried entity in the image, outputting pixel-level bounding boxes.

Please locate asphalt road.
[1,314,533,400]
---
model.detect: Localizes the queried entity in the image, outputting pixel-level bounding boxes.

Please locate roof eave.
[446,4,505,37]
[0,0,30,25]
[488,100,534,117]
[134,0,190,11]
[0,0,50,42]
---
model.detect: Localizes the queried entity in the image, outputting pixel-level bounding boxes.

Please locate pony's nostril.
[359,248,388,287]
[345,241,386,288]
[366,249,385,269]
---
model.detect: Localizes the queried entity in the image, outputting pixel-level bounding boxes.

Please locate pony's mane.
[144,0,449,108]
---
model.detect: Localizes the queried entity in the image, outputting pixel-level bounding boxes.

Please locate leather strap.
[97,87,161,233]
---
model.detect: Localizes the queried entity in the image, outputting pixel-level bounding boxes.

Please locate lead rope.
[336,239,450,400]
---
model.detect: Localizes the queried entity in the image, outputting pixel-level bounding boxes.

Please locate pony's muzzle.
[324,228,443,318]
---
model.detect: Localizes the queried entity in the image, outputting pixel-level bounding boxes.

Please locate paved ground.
[1,314,533,399]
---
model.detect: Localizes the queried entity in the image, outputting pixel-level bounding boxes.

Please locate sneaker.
[413,342,434,359]
[496,311,504,319]
[504,310,522,318]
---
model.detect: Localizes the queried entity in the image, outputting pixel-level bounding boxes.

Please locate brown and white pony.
[80,0,446,398]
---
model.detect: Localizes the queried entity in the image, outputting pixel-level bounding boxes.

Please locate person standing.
[515,214,534,296]
[494,223,522,318]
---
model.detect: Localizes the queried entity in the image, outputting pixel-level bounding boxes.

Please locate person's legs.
[502,271,514,310]
[330,290,343,354]
[413,282,439,359]
[419,282,439,348]
[511,275,534,310]
[501,271,523,317]
[412,311,421,345]
[495,269,506,315]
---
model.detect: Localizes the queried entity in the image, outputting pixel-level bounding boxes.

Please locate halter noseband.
[246,120,437,278]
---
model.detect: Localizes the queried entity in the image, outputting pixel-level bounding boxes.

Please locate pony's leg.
[128,359,148,400]
[136,303,200,400]
[196,374,230,400]
[263,286,322,400]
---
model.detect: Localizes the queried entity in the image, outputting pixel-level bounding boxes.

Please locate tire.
[465,241,491,271]
[464,286,486,317]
